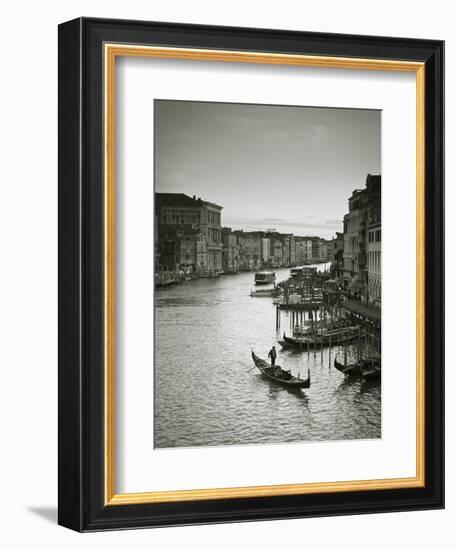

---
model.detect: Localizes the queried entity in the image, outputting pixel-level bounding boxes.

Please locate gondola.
[250,288,277,297]
[293,318,346,336]
[333,358,362,376]
[334,357,381,379]
[360,360,381,380]
[361,367,381,380]
[251,351,310,389]
[278,328,360,350]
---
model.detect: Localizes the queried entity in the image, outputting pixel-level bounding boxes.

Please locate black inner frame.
[58,17,444,532]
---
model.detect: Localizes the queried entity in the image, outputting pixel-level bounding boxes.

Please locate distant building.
[330,232,344,279]
[157,224,204,272]
[343,198,360,287]
[319,239,332,261]
[155,191,353,278]
[204,200,223,271]
[156,193,223,272]
[232,230,258,270]
[265,232,284,267]
[294,237,309,264]
[281,234,295,266]
[343,174,381,301]
[222,227,239,273]
[367,209,381,305]
[261,237,271,265]
[295,236,321,264]
[249,232,264,270]
[306,236,330,262]
[304,239,313,261]
[232,230,249,270]
[310,237,321,261]
[329,232,344,262]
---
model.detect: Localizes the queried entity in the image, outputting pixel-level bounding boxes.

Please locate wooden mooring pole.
[329,334,332,367]
[320,303,324,364]
[307,309,310,357]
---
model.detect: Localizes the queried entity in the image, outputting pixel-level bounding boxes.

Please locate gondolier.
[251,351,310,389]
[268,346,277,366]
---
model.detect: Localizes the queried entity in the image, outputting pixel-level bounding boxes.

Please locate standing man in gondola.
[268,345,277,366]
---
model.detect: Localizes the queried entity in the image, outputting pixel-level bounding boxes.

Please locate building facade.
[156,191,349,277]
[330,232,344,279]
[367,212,381,305]
[342,174,381,302]
[266,233,283,267]
[308,237,330,262]
[261,237,271,265]
[203,201,223,270]
[222,227,239,273]
[320,239,331,261]
[343,191,362,288]
[156,193,223,273]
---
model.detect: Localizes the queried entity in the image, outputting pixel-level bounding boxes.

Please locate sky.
[155,100,381,239]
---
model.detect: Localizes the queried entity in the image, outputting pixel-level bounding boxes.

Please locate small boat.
[290,267,304,278]
[361,366,381,380]
[199,270,220,278]
[275,292,324,309]
[250,288,276,297]
[293,318,346,336]
[360,359,381,380]
[290,266,317,279]
[254,271,276,285]
[278,326,361,350]
[251,352,310,389]
[334,358,362,376]
[334,357,381,378]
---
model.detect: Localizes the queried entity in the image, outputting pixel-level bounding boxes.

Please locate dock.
[343,301,381,329]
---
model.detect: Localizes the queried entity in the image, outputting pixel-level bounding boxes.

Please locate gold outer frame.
[104,44,426,506]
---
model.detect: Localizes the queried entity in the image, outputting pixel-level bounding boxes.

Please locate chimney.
[193,195,196,200]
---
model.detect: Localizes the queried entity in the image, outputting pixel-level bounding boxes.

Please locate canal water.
[154,264,381,449]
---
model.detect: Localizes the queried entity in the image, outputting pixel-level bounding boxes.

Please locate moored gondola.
[278,327,361,350]
[360,360,381,380]
[251,351,310,389]
[250,288,277,297]
[333,357,362,376]
[334,357,381,379]
[293,318,346,336]
[361,367,381,380]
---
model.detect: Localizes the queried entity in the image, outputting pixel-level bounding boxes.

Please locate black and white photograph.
[0,0,449,541]
[154,100,382,449]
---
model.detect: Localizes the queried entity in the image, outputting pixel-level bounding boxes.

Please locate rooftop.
[156,193,222,210]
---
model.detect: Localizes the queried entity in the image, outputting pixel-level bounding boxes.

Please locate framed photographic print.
[58,17,444,531]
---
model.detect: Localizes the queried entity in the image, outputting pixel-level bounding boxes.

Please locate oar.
[247,348,257,372]
[246,348,263,372]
